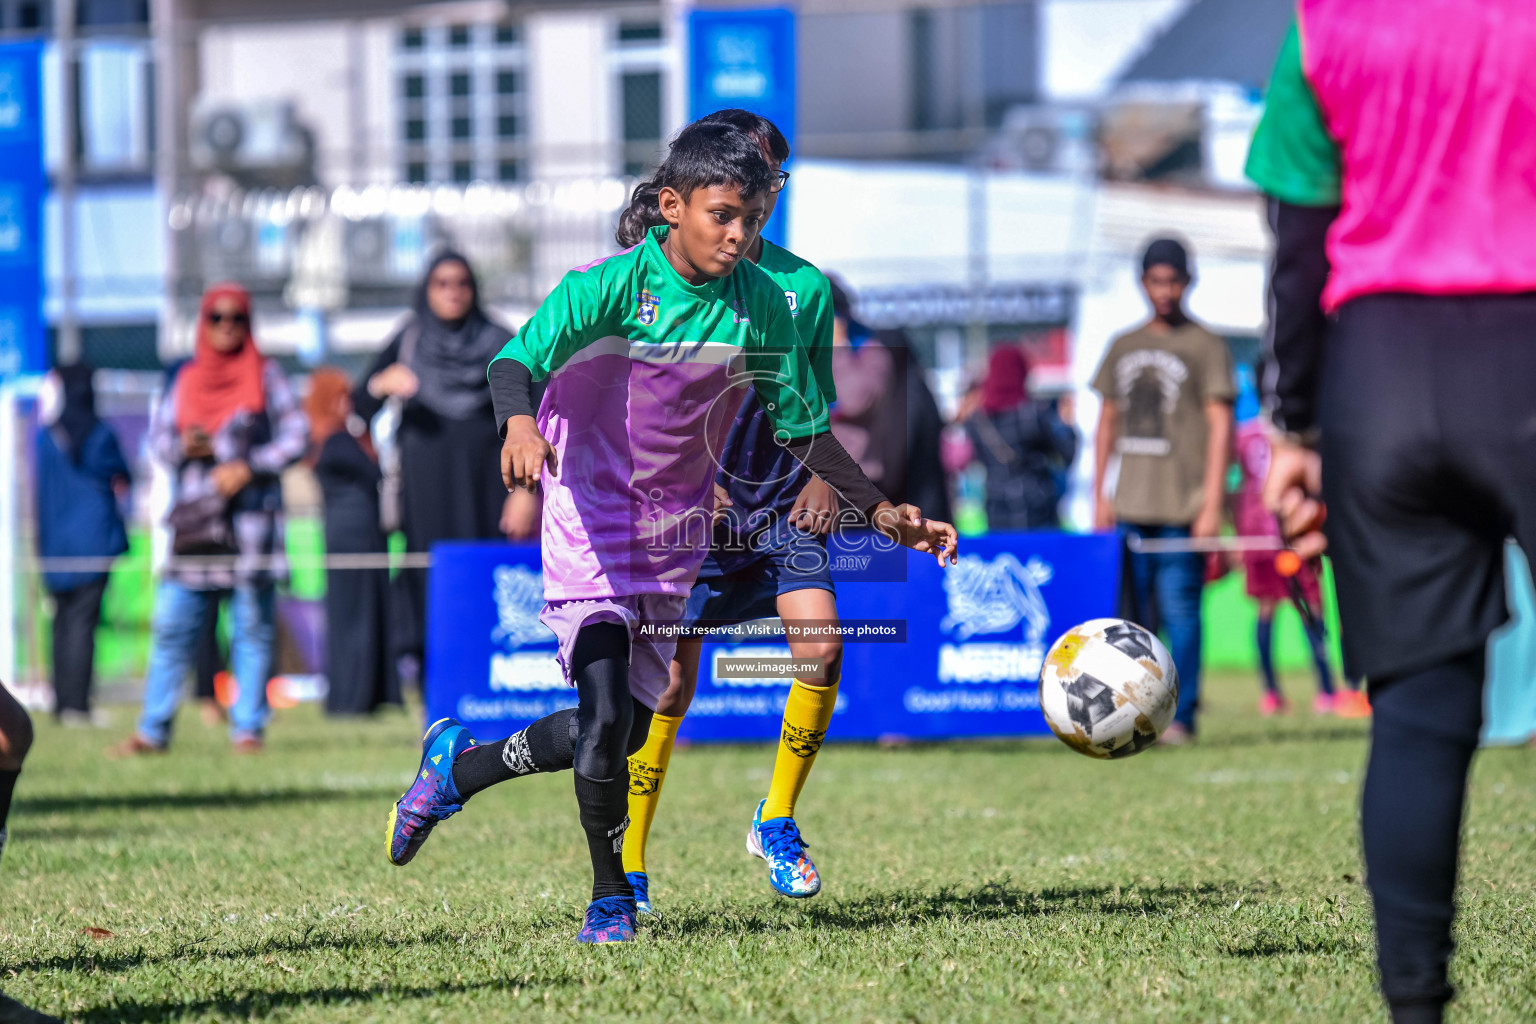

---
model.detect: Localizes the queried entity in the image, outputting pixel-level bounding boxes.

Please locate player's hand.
[872,502,959,566]
[502,415,557,491]
[788,476,836,535]
[368,363,419,400]
[210,459,252,497]
[1263,439,1326,560]
[1192,501,1223,540]
[711,482,733,525]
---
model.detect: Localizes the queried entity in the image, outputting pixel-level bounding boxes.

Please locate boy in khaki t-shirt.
[1090,238,1235,743]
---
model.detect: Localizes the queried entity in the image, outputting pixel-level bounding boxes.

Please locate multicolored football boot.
[577,895,637,944]
[626,871,654,916]
[387,717,477,866]
[745,799,821,898]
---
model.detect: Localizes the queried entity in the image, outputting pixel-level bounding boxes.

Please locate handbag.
[377,323,420,535]
[167,491,236,556]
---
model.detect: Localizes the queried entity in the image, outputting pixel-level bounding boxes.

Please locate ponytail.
[616,179,664,248]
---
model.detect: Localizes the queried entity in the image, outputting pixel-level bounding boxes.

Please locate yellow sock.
[622,712,682,876]
[762,679,838,820]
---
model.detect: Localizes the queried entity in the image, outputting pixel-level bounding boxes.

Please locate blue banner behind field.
[426,533,1122,743]
[687,7,795,249]
[0,41,46,379]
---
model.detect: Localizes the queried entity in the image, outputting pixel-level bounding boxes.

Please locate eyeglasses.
[206,311,249,326]
[770,169,790,193]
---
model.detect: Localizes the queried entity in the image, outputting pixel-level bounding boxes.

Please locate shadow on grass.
[1224,931,1366,958]
[10,924,492,976]
[14,882,1267,977]
[14,785,403,817]
[72,975,570,1024]
[1174,723,1370,750]
[657,880,1265,936]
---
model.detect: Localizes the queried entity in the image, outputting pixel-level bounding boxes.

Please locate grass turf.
[4,672,1535,1023]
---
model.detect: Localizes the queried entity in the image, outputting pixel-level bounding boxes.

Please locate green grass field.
[4,673,1535,1023]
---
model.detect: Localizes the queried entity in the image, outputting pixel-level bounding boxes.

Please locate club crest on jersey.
[731,299,751,325]
[784,290,800,316]
[635,289,660,326]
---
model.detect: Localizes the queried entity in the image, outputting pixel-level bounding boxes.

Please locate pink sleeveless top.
[1301,0,1536,309]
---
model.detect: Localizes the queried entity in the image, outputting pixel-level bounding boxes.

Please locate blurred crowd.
[34,238,1354,753]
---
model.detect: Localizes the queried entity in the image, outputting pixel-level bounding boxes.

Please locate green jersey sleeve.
[748,282,831,441]
[490,264,621,381]
[1245,20,1342,207]
[799,273,838,405]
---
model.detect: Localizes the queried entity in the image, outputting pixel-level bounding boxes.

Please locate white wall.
[526,10,611,181]
[1041,0,1189,100]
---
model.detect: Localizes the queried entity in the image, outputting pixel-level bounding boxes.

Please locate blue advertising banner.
[426,532,1123,743]
[0,41,46,379]
[687,7,795,248]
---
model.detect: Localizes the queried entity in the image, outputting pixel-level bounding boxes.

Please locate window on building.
[612,22,666,177]
[617,22,663,44]
[396,21,526,184]
[401,27,423,50]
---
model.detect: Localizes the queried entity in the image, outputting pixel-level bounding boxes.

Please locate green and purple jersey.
[491,225,830,600]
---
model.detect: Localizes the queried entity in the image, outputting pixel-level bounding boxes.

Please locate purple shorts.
[538,594,688,711]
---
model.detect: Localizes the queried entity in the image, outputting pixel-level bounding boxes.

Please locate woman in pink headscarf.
[962,345,1078,532]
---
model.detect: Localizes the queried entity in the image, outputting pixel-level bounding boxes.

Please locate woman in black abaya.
[354,252,512,687]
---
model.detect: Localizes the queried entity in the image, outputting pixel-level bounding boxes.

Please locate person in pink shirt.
[1250,3,1536,1020]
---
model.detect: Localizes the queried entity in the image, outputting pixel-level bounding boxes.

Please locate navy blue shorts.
[682,520,836,629]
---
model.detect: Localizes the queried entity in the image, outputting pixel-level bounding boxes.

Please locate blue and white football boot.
[745,799,821,898]
[387,718,477,866]
[577,895,638,944]
[626,871,655,917]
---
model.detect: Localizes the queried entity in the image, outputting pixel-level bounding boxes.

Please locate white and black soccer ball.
[1038,617,1179,759]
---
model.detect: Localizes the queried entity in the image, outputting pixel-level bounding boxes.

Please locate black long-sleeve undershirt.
[1265,197,1340,442]
[488,357,891,516]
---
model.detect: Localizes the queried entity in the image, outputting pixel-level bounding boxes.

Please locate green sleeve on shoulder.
[490,265,617,382]
[749,281,830,441]
[1245,20,1342,207]
[802,275,838,405]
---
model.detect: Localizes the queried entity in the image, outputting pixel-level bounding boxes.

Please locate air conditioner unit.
[988,106,1097,175]
[190,97,312,173]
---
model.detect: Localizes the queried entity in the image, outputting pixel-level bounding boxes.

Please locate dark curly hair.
[615,118,775,248]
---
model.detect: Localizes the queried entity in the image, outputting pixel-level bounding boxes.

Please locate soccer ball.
[1038,618,1179,759]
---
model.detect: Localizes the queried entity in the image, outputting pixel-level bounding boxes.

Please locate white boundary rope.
[1124,535,1289,554]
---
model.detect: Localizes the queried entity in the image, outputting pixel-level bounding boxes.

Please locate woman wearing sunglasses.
[113,283,308,756]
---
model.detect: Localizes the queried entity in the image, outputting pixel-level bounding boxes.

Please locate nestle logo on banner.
[488,564,561,692]
[938,553,1053,684]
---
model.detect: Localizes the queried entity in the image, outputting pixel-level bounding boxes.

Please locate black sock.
[452,709,577,800]
[1304,615,1336,695]
[1256,618,1278,694]
[1364,649,1484,1011]
[0,769,18,833]
[575,771,631,901]
[1389,1001,1444,1024]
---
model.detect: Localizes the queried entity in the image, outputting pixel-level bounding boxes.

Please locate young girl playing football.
[617,109,852,914]
[386,117,957,944]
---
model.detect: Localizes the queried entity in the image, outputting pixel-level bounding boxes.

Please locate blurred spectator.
[1091,238,1234,743]
[35,364,129,726]
[1233,407,1365,716]
[354,252,511,686]
[961,346,1078,531]
[194,599,230,726]
[827,279,953,522]
[114,284,307,756]
[307,367,400,716]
